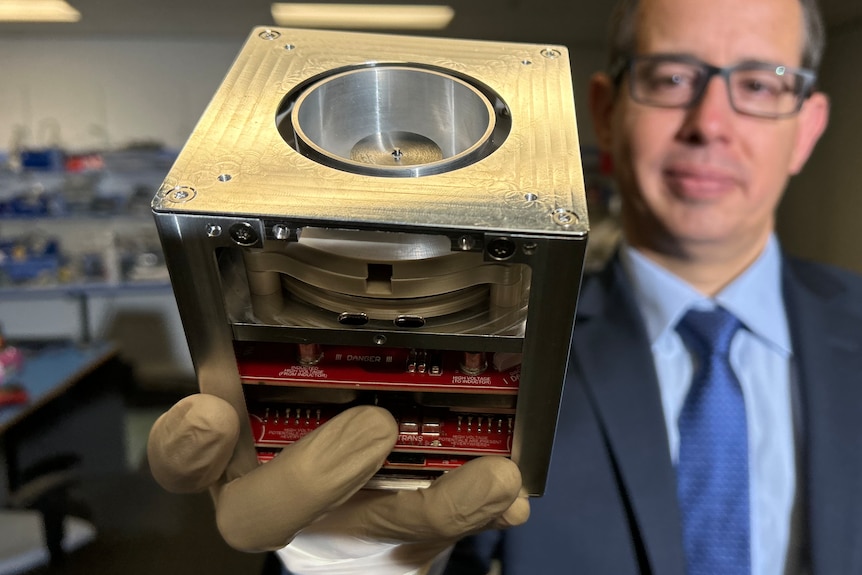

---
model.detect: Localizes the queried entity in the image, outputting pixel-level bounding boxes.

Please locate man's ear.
[789,91,830,175]
[589,72,617,152]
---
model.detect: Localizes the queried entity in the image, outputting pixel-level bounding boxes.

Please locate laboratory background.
[0,0,859,572]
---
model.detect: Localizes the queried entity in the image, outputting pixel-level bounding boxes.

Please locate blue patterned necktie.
[676,307,750,575]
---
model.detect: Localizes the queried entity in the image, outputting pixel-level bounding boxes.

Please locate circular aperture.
[278,65,510,177]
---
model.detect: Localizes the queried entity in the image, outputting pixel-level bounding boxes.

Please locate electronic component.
[242,340,519,482]
[236,342,519,395]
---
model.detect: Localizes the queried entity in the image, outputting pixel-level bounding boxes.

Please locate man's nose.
[677,76,736,143]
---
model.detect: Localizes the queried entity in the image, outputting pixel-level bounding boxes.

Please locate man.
[446,0,858,571]
[148,0,862,572]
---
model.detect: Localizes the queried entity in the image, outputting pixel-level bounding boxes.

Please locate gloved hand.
[147,394,530,571]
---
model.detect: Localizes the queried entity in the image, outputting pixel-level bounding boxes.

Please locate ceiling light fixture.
[0,0,81,22]
[271,3,454,31]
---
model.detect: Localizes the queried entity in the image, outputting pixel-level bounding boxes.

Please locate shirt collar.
[618,235,792,354]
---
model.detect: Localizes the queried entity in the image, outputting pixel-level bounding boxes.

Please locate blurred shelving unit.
[0,145,195,392]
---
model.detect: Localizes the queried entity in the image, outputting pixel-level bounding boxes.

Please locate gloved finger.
[147,394,240,494]
[313,455,524,543]
[490,487,531,529]
[214,405,399,552]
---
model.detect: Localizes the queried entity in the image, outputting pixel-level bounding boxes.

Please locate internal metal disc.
[350,131,444,166]
[298,227,452,260]
[283,276,489,320]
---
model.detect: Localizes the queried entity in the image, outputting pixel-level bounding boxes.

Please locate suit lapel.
[784,259,862,574]
[571,260,687,575]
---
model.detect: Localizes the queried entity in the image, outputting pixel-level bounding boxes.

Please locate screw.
[205,224,222,238]
[487,238,516,260]
[272,224,291,240]
[552,209,579,227]
[167,187,195,202]
[391,148,403,161]
[229,223,259,246]
[217,174,232,182]
[457,235,476,251]
[259,29,281,40]
[541,48,562,59]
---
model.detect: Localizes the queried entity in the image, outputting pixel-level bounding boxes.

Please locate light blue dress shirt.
[619,236,795,575]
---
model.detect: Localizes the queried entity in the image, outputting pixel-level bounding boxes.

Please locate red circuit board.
[247,404,513,457]
[235,342,520,394]
[257,448,475,471]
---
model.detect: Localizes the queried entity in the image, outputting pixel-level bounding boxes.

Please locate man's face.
[593,0,829,260]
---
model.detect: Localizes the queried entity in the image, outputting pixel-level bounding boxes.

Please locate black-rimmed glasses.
[611,54,817,119]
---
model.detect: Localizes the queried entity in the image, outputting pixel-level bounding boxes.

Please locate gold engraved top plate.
[153,27,588,237]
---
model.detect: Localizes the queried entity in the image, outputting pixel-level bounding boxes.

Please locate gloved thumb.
[311,456,528,543]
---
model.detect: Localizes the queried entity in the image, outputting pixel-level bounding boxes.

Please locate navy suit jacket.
[446,255,862,574]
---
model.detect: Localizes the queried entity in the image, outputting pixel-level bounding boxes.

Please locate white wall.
[778,23,862,274]
[0,38,243,152]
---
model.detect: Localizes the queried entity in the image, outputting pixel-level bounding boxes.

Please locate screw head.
[259,29,281,40]
[272,224,291,240]
[552,208,579,227]
[487,238,517,261]
[457,235,476,251]
[229,223,259,246]
[167,186,195,202]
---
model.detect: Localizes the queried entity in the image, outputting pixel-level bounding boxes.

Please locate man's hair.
[606,0,826,71]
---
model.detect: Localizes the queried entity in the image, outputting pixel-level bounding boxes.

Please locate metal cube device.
[152,27,588,495]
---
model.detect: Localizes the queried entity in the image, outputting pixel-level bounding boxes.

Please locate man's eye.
[744,80,777,93]
[734,74,788,98]
[643,69,696,90]
[658,73,686,86]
